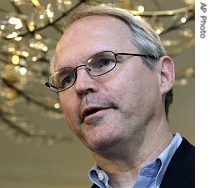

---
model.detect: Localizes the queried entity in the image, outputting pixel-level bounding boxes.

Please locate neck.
[91,118,173,187]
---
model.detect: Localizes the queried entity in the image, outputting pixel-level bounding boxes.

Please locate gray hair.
[51,4,173,117]
[63,4,166,68]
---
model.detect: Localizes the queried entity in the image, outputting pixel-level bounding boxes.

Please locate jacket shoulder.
[160,137,195,188]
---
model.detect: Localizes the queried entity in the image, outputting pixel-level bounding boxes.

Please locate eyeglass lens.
[48,51,117,91]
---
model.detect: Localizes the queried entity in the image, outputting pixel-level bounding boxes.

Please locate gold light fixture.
[0,0,195,144]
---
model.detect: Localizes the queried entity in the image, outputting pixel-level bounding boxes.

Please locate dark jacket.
[91,138,195,188]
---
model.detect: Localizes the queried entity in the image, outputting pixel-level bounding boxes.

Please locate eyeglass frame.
[45,51,158,92]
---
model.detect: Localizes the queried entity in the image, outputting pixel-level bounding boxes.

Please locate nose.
[74,67,98,96]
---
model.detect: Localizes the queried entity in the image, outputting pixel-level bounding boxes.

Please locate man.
[45,5,195,188]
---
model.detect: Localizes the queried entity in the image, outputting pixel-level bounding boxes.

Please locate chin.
[86,134,121,154]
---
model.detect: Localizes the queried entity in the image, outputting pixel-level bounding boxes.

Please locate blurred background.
[0,0,194,187]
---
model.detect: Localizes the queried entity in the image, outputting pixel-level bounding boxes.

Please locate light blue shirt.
[88,133,182,188]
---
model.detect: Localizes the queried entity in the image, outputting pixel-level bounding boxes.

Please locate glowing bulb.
[7,32,18,39]
[181,17,187,23]
[8,17,23,29]
[138,6,144,13]
[19,67,27,75]
[12,55,20,65]
[54,103,60,109]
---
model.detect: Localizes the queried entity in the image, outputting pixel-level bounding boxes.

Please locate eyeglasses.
[45,51,156,92]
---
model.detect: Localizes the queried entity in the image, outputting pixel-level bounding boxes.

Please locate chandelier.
[0,0,195,145]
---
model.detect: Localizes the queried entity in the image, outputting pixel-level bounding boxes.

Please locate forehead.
[60,15,133,45]
[54,15,137,69]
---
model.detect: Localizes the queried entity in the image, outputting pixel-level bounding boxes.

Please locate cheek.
[59,94,79,129]
[113,65,160,112]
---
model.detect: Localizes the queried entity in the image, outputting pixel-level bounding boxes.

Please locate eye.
[61,75,74,88]
[86,52,116,76]
[97,58,114,68]
[87,58,115,76]
[89,56,115,69]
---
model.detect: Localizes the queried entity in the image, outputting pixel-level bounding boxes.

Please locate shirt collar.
[89,164,111,188]
[155,132,182,186]
[88,133,182,188]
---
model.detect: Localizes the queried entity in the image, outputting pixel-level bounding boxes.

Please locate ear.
[159,56,175,95]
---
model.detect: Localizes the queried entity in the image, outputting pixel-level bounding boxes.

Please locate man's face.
[55,16,164,153]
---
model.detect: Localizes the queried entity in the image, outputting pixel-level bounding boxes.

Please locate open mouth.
[81,106,110,121]
[84,108,102,117]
